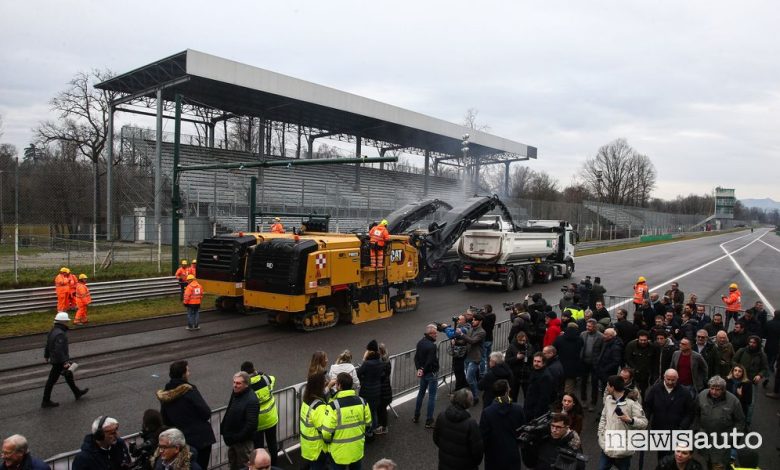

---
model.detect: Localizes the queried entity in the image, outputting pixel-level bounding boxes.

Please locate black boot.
[75,388,89,400]
[41,400,59,408]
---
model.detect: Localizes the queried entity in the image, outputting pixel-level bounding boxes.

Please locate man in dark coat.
[156,360,216,470]
[553,323,584,395]
[543,346,565,396]
[505,331,534,403]
[478,352,513,406]
[693,329,720,383]
[624,330,657,396]
[729,321,750,351]
[643,369,694,460]
[744,301,769,337]
[432,389,483,470]
[614,308,639,346]
[596,328,624,395]
[220,372,258,470]
[704,312,726,337]
[42,312,88,408]
[652,332,677,384]
[764,310,780,397]
[72,417,131,470]
[580,319,604,410]
[589,276,606,310]
[525,353,555,420]
[479,380,525,470]
[520,412,584,470]
[1,435,50,470]
[414,324,440,426]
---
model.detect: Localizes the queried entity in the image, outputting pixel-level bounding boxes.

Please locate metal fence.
[46,320,517,469]
[0,277,180,317]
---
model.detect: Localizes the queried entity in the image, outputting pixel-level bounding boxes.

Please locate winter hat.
[366,339,379,352]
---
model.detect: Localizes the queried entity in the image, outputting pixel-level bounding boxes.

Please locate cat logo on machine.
[390,249,404,264]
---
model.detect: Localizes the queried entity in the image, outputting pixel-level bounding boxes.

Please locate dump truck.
[458,219,577,291]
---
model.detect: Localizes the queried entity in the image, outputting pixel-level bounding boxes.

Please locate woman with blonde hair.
[726,363,753,418]
[328,349,360,390]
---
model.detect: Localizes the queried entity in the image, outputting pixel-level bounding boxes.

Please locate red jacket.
[184,281,203,305]
[270,223,284,234]
[370,225,390,247]
[543,318,562,347]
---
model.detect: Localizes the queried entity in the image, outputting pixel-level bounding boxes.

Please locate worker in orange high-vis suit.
[270,217,285,234]
[73,274,92,325]
[175,260,189,300]
[183,274,203,330]
[67,270,79,311]
[369,219,391,268]
[722,282,742,330]
[54,267,71,312]
[633,276,649,311]
[188,259,197,278]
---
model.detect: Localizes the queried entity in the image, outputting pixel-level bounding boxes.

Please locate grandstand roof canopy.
[96,49,536,161]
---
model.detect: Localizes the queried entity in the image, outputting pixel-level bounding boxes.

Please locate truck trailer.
[458,219,577,291]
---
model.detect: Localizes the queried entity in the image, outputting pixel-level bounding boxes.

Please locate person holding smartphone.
[597,375,647,470]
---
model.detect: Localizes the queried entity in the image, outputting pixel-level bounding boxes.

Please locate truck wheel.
[447,265,461,285]
[524,268,535,287]
[435,270,447,287]
[563,262,573,279]
[504,271,516,292]
[542,271,554,283]
[513,269,524,290]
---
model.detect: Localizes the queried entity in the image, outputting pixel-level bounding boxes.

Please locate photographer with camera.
[128,410,167,470]
[506,331,535,402]
[597,375,647,470]
[456,312,486,405]
[519,412,584,470]
[440,314,471,391]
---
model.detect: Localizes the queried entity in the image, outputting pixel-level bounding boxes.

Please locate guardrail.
[47,319,516,469]
[0,277,180,317]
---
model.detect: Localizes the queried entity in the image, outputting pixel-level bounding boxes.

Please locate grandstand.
[584,201,706,232]
[150,140,482,234]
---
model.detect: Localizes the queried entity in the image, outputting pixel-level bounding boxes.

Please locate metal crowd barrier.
[46,320,516,470]
[0,277,180,317]
[45,296,762,469]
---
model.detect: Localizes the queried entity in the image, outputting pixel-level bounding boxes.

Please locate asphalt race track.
[1,228,779,469]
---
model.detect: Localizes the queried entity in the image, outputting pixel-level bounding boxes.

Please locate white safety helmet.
[55,311,71,322]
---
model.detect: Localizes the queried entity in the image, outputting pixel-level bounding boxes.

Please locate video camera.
[128,439,155,470]
[435,318,468,339]
[552,447,588,470]
[516,412,552,447]
[469,305,486,316]
[503,301,521,312]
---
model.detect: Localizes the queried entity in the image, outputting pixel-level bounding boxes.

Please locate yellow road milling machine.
[196,196,513,330]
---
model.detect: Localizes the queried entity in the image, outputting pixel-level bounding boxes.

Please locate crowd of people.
[416,276,777,469]
[53,267,92,324]
[27,273,779,469]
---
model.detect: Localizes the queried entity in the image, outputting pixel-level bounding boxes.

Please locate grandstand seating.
[154,141,481,224]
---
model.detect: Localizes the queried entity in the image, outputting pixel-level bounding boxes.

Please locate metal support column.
[379,149,386,170]
[106,105,114,241]
[504,161,511,197]
[307,135,315,159]
[257,118,266,211]
[354,136,361,190]
[423,150,430,196]
[208,123,215,148]
[154,89,163,242]
[249,176,257,231]
[171,94,182,274]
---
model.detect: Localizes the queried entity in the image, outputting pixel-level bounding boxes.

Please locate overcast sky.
[1,1,778,201]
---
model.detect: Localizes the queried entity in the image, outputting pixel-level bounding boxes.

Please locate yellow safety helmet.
[191,259,197,264]
[60,267,69,273]
[186,274,195,281]
[78,274,88,280]
[380,219,388,226]
[181,259,188,265]
[274,217,281,221]
[637,276,646,283]
[729,283,738,289]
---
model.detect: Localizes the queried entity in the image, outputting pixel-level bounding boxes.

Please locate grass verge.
[0,294,217,338]
[0,261,170,290]
[577,228,745,257]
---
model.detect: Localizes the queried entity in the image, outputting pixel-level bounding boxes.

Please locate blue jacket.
[0,453,50,470]
[479,399,525,470]
[72,434,131,470]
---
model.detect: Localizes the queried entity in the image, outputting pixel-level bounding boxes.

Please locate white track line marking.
[720,231,774,313]
[608,229,771,311]
[759,239,780,254]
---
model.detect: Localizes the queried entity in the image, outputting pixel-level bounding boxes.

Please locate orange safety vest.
[370,225,390,247]
[54,274,70,295]
[75,283,92,306]
[633,282,648,305]
[271,223,285,234]
[187,265,197,278]
[68,274,78,294]
[183,281,203,305]
[723,289,742,312]
[175,267,189,283]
